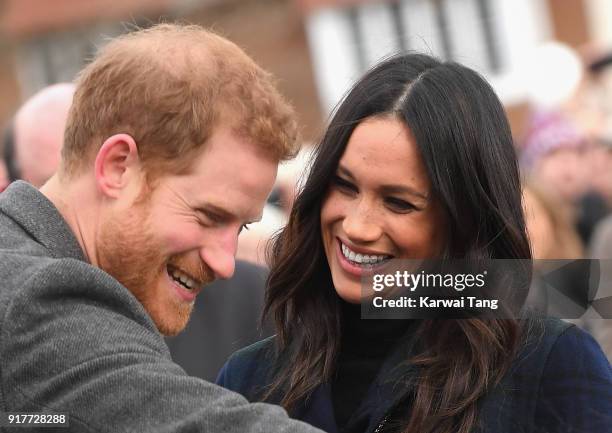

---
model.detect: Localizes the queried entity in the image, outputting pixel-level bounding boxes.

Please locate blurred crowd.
[520,43,612,262]
[517,42,612,358]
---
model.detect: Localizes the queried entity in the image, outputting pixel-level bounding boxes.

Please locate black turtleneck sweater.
[332,301,413,432]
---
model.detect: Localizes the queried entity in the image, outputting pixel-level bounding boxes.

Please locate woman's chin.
[334,285,364,304]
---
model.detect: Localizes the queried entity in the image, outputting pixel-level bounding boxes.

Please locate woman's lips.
[335,238,390,278]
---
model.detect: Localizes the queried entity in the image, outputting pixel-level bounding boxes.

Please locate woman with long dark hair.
[216,54,612,433]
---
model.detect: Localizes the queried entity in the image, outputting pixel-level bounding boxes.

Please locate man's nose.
[200,230,237,280]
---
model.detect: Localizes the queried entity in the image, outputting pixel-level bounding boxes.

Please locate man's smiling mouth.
[167,265,202,291]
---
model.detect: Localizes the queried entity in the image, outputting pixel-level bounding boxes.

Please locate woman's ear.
[94,134,141,199]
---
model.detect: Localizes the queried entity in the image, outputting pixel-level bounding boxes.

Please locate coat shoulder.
[216,336,279,401]
[230,335,278,366]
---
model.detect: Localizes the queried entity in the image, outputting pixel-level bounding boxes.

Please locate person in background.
[520,43,610,245]
[520,111,609,244]
[523,180,584,260]
[0,23,323,433]
[522,180,593,328]
[4,83,75,187]
[520,110,591,205]
[217,53,612,433]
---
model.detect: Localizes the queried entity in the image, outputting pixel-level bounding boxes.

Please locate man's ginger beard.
[97,194,213,336]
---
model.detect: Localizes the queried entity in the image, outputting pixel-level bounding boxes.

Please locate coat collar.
[0,181,86,262]
[293,327,420,433]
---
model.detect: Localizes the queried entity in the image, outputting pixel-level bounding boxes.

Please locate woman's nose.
[341,203,383,244]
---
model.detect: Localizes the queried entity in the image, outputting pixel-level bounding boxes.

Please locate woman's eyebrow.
[337,165,355,179]
[379,184,429,200]
[338,164,429,200]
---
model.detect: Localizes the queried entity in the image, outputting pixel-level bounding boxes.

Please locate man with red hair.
[0,24,322,433]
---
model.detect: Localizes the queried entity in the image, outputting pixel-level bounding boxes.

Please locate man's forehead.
[154,128,278,217]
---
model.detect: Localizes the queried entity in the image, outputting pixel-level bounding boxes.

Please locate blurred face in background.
[522,183,584,260]
[13,83,75,188]
[534,148,589,203]
[320,116,446,303]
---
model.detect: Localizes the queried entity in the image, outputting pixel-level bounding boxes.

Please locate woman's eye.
[385,197,416,212]
[239,223,251,234]
[332,175,357,194]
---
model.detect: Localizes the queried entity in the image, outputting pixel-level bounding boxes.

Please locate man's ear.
[94,134,140,198]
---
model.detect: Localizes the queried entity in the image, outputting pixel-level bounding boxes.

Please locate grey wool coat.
[0,181,322,433]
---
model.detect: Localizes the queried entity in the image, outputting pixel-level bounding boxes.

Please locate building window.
[305,0,551,114]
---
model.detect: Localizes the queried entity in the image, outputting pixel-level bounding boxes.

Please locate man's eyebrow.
[195,203,263,223]
[195,203,235,220]
[337,164,429,201]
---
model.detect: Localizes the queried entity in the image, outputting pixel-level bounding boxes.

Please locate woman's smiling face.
[320,116,446,303]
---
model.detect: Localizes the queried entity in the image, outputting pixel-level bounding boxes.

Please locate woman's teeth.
[169,268,198,290]
[341,242,390,266]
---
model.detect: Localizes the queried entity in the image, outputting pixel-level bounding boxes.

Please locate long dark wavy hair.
[263,54,531,433]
